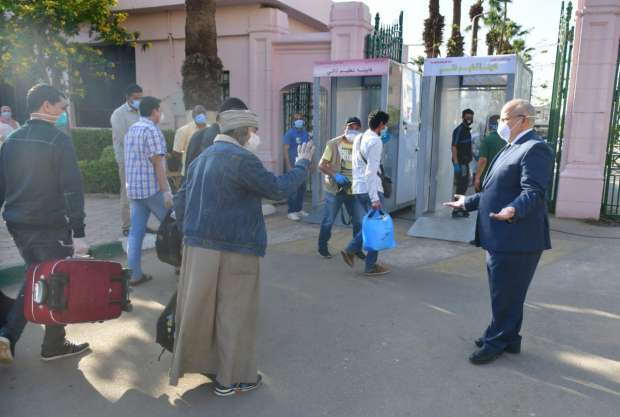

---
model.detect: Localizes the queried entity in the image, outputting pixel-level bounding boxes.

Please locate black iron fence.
[365,12,404,63]
[546,1,574,212]
[602,42,620,218]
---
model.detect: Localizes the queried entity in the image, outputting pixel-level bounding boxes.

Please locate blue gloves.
[453,162,461,174]
[334,173,348,185]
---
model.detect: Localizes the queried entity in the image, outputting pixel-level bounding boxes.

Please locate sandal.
[129,274,153,286]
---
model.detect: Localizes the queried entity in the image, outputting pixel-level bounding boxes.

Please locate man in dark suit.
[444,99,553,365]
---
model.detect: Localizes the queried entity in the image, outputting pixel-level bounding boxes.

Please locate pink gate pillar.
[556,0,620,219]
[329,2,372,61]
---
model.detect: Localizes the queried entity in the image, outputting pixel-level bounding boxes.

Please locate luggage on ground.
[23,258,132,325]
[156,290,177,357]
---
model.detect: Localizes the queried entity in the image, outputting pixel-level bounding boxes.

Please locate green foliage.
[78,158,120,194]
[483,0,532,64]
[69,127,174,193]
[71,128,112,161]
[0,0,139,97]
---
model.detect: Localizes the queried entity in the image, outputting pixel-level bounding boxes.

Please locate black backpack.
[156,210,183,267]
[156,291,177,358]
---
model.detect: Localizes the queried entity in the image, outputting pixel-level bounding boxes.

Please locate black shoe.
[340,250,355,268]
[41,341,90,361]
[469,347,502,365]
[474,338,521,354]
[355,251,366,260]
[318,248,333,259]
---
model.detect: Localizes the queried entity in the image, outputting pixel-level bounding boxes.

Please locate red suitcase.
[24,258,132,325]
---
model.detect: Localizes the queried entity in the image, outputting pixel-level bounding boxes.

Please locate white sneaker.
[287,213,301,221]
[298,210,310,217]
[0,336,13,365]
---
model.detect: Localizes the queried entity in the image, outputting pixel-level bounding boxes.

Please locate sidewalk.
[1,208,619,416]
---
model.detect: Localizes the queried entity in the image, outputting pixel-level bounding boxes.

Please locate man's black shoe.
[474,338,521,354]
[41,341,90,361]
[318,249,333,259]
[469,347,502,365]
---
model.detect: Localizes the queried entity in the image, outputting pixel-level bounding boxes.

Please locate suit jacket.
[464,130,552,253]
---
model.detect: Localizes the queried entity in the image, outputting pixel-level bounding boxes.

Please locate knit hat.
[218,110,259,133]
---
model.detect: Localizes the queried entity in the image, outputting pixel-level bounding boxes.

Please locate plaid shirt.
[124,117,168,200]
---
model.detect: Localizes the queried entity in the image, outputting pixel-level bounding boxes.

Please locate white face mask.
[246,132,261,153]
[345,130,359,143]
[497,120,511,142]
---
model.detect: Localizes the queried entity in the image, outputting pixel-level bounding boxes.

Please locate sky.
[334,0,565,105]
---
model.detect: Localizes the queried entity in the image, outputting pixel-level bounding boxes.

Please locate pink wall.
[118,1,371,172]
[555,0,620,219]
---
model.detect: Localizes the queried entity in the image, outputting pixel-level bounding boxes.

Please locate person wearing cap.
[170,107,315,396]
[317,117,366,259]
[172,105,207,173]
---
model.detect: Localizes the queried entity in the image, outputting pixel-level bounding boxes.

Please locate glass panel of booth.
[432,75,506,211]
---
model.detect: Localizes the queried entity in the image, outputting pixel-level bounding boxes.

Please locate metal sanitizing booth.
[309,58,422,217]
[408,54,533,242]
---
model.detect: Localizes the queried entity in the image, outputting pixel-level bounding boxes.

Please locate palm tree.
[469,1,484,56]
[423,0,445,58]
[182,0,223,112]
[447,0,464,56]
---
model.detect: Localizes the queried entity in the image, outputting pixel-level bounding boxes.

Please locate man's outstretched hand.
[442,194,466,210]
[490,206,516,222]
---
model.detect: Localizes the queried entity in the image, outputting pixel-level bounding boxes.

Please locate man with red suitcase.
[0,84,90,365]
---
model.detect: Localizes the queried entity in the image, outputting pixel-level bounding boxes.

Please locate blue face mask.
[380,127,392,144]
[131,99,141,110]
[294,119,305,129]
[55,112,68,128]
[1,111,11,119]
[194,114,207,125]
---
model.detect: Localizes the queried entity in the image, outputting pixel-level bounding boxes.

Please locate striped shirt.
[124,117,167,200]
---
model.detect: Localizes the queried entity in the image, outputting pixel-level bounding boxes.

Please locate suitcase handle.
[111,269,132,312]
[48,273,68,310]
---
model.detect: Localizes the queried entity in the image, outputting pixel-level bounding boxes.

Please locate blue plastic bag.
[362,210,397,252]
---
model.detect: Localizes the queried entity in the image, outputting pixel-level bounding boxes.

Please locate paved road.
[2,216,620,417]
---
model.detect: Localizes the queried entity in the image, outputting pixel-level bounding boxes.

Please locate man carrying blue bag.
[341,110,392,276]
[362,209,396,252]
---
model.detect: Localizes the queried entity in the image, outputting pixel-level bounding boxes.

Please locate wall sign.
[423,55,517,77]
[313,59,390,78]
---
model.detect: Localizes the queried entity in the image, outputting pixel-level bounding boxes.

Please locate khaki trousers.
[117,162,130,232]
[169,245,260,387]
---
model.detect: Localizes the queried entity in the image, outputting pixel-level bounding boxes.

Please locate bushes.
[71,127,176,194]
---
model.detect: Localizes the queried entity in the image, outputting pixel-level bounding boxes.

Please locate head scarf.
[218,110,259,133]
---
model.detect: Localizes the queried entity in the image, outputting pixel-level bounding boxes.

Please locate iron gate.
[282,83,313,134]
[547,1,574,212]
[602,42,620,218]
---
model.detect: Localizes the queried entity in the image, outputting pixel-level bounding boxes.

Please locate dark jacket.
[183,123,220,176]
[174,135,309,257]
[464,130,552,253]
[0,119,85,237]
[452,122,473,164]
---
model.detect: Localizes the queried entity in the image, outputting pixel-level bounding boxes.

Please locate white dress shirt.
[352,129,383,202]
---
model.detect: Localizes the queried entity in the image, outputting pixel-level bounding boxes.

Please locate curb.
[0,241,124,289]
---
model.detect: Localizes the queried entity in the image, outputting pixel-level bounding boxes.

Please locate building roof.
[115,0,330,32]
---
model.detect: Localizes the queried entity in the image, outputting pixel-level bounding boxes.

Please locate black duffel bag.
[156,210,183,267]
[156,290,177,358]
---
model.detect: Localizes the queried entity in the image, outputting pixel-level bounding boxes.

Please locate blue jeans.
[318,192,362,252]
[287,181,306,213]
[345,193,384,272]
[128,192,167,280]
[0,226,73,354]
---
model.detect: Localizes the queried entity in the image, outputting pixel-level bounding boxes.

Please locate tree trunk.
[469,1,483,56]
[182,0,223,111]
[471,18,479,56]
[447,0,464,57]
[423,0,445,58]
